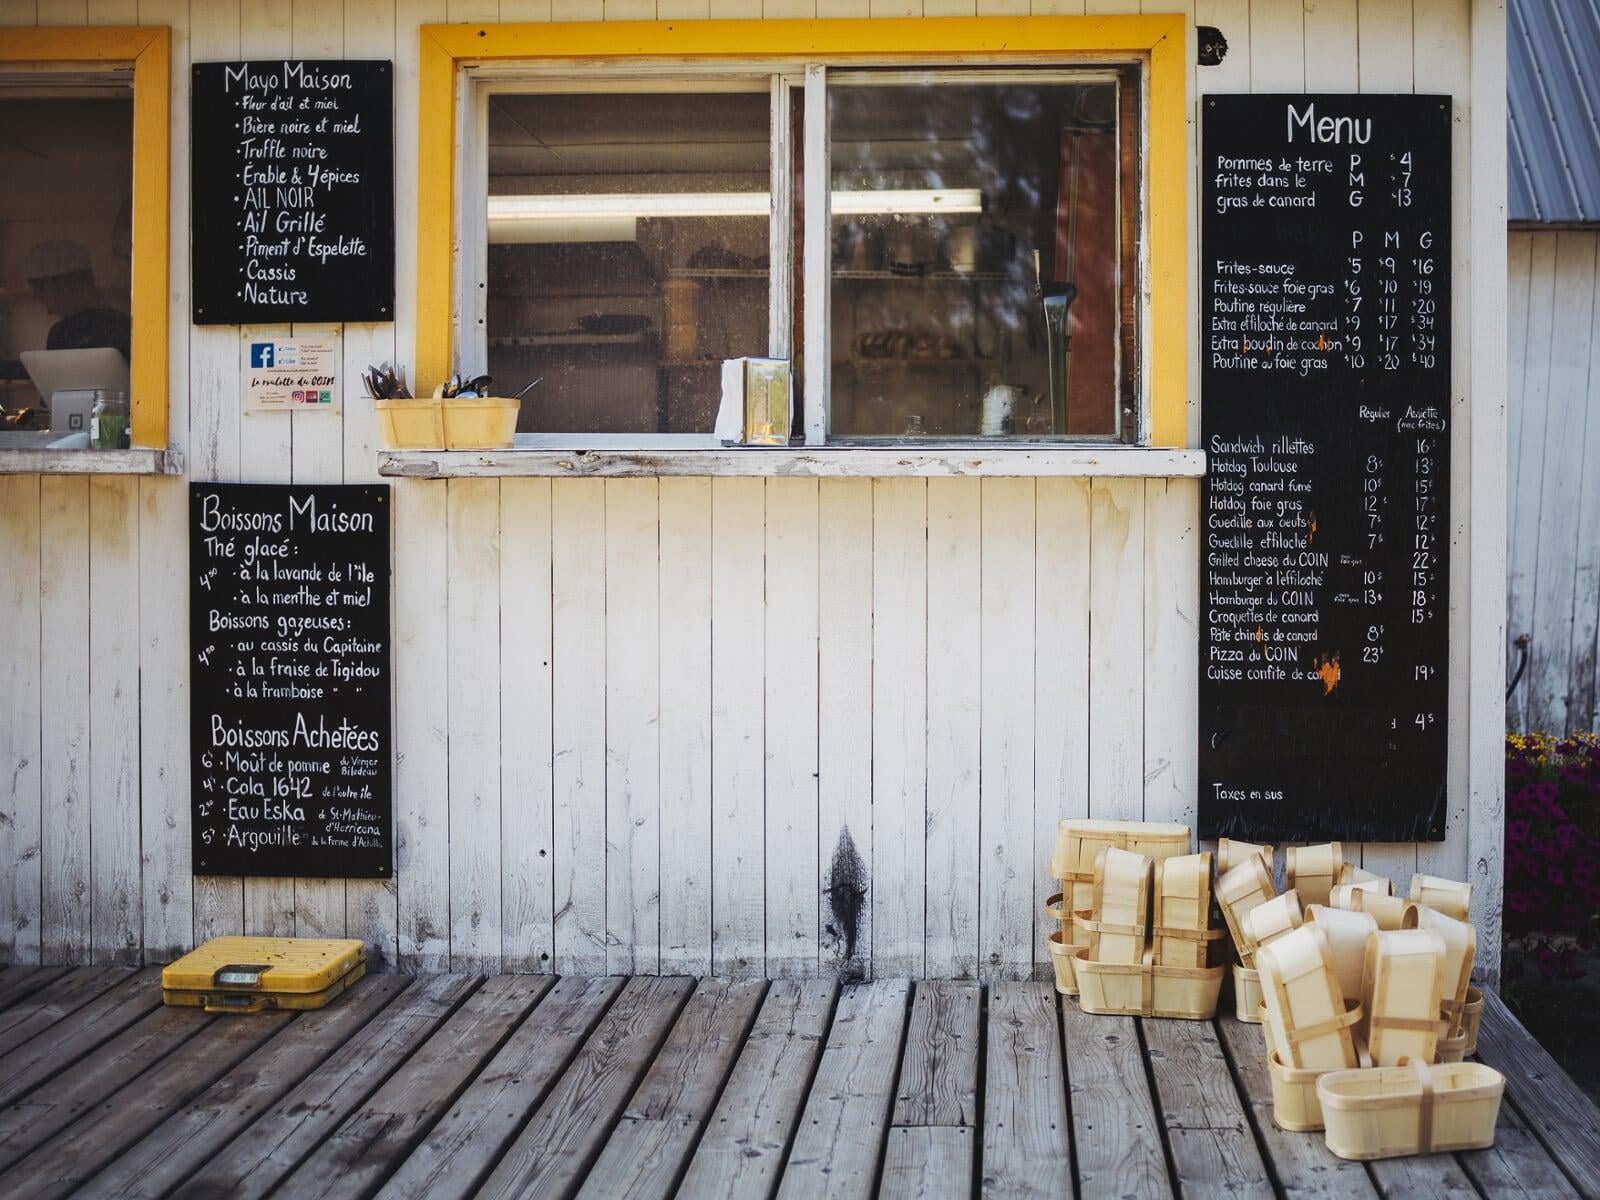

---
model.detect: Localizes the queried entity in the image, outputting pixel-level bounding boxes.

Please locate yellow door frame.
[0,27,171,450]
[418,15,1188,446]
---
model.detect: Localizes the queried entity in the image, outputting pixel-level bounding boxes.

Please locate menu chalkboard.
[192,60,394,324]
[1199,94,1451,843]
[190,484,391,877]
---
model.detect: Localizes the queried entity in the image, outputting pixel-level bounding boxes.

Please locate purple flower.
[1508,819,1531,843]
[1508,891,1534,913]
[1538,945,1560,977]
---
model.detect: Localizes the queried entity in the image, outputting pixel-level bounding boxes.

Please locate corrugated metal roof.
[1509,0,1600,224]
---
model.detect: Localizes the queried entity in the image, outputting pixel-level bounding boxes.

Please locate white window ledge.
[0,447,183,476]
[379,446,1206,479]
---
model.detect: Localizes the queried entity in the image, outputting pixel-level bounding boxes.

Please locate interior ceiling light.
[487,188,984,222]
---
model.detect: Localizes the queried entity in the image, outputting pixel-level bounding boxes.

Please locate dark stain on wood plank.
[825,828,869,982]
[893,980,980,1129]
[0,966,70,1012]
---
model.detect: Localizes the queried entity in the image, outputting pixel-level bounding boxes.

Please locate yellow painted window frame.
[0,28,170,451]
[419,15,1187,447]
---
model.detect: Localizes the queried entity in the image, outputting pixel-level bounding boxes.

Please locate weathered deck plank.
[269,974,553,1200]
[477,976,698,1199]
[777,979,912,1200]
[578,978,768,1200]
[1457,1096,1582,1200]
[374,974,623,1200]
[167,973,487,1200]
[1061,997,1175,1200]
[893,980,980,1129]
[0,967,162,1108]
[1141,1016,1273,1199]
[0,969,1592,1200]
[0,965,126,1058]
[0,1003,212,1171]
[4,1006,292,1199]
[981,982,1070,1200]
[1214,1013,1377,1200]
[1475,989,1600,1198]
[79,974,414,1199]
[880,1126,975,1200]
[0,966,69,1011]
[677,978,838,1199]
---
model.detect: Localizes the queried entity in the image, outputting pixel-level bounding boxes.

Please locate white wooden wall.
[0,0,1504,980]
[1506,229,1600,735]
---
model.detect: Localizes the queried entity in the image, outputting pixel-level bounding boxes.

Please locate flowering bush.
[1503,733,1600,982]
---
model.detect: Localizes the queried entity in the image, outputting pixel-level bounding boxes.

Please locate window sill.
[378,445,1206,480]
[0,447,184,476]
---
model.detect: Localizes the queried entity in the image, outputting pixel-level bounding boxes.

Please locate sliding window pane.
[485,87,772,435]
[828,73,1130,439]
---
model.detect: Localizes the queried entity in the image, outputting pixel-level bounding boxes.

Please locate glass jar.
[90,390,130,449]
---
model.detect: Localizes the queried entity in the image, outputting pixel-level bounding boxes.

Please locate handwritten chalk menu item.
[192,60,393,324]
[190,484,391,877]
[1199,94,1451,843]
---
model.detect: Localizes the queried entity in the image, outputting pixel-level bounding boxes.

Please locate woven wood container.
[1348,890,1419,931]
[1410,873,1472,922]
[1436,1030,1469,1062]
[1363,929,1447,1067]
[1243,889,1305,952]
[1072,948,1226,1019]
[1233,963,1263,1023]
[1337,864,1387,887]
[1079,846,1152,966]
[1042,891,1083,994]
[1403,906,1476,1037]
[1286,842,1344,907]
[1153,852,1223,968]
[1216,852,1278,967]
[1328,878,1393,911]
[1306,904,1381,1003]
[1050,819,1190,914]
[1461,987,1484,1055]
[1258,925,1363,1071]
[1047,930,1076,995]
[1317,1060,1504,1160]
[1269,1050,1333,1132]
[1216,838,1274,876]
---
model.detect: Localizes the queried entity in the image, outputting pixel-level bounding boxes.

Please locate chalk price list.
[189,485,392,878]
[1199,95,1451,841]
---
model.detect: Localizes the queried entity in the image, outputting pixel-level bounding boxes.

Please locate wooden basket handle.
[1399,1056,1437,1155]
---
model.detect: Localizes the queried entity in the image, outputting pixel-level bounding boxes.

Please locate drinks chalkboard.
[192,60,394,324]
[190,483,392,877]
[1199,95,1451,843]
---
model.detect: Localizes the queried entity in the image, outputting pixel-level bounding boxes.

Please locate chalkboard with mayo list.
[190,483,391,878]
[1199,94,1452,843]
[192,59,393,324]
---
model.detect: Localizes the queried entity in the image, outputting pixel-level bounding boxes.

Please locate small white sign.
[242,331,341,413]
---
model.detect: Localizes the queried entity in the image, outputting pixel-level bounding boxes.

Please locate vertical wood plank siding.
[1506,230,1600,735]
[0,0,1499,980]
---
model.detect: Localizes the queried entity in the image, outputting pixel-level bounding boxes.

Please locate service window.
[0,72,135,445]
[463,60,1143,445]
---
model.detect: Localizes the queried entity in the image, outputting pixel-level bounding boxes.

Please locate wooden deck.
[0,967,1596,1199]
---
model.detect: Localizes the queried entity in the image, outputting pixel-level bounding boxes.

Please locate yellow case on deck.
[162,936,366,1013]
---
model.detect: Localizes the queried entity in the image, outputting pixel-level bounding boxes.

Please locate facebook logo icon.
[250,342,275,369]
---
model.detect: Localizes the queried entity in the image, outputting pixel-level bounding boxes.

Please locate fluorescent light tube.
[487,187,984,223]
